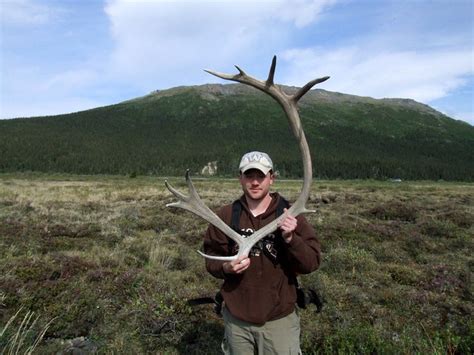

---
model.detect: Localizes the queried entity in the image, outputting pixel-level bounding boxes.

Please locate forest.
[1,84,472,181]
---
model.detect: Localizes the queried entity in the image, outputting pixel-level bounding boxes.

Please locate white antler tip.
[197,250,239,261]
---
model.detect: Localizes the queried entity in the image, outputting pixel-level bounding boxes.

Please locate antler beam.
[165,56,329,260]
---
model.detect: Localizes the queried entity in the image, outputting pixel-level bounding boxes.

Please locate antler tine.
[204,69,238,81]
[205,60,273,94]
[184,169,203,201]
[266,55,277,86]
[197,250,241,261]
[164,180,188,206]
[234,65,247,76]
[293,76,330,103]
[165,170,199,208]
[204,64,247,81]
[165,171,245,249]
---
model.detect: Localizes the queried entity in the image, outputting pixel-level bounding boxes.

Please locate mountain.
[0,84,473,180]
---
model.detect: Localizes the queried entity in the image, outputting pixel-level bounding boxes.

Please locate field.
[0,174,473,354]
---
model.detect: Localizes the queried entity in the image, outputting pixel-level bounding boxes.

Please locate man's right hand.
[223,256,251,274]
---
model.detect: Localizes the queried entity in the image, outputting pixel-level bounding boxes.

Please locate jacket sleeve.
[202,208,231,279]
[284,215,321,274]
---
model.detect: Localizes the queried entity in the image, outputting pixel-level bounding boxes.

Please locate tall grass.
[1,308,54,354]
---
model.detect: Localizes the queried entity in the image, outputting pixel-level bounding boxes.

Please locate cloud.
[103,0,338,90]
[273,0,338,28]
[280,46,473,104]
[103,0,472,109]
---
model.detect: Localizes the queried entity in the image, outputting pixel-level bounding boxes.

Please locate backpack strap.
[276,196,290,218]
[231,199,242,232]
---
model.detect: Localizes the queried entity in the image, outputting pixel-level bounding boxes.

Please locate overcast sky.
[1,0,473,125]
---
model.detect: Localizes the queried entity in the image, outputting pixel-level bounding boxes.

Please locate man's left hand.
[278,208,297,243]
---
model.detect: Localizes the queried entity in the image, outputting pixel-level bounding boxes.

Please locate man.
[203,151,321,354]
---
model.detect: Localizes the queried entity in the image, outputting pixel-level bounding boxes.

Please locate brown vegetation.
[0,174,472,353]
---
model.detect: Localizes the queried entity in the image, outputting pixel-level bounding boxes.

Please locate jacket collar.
[238,192,281,219]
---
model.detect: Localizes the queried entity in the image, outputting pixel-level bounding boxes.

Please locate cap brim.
[240,163,272,175]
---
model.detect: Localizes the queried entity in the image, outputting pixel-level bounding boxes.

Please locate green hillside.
[1,84,473,180]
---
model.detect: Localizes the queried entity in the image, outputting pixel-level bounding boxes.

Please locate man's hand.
[278,208,297,243]
[223,256,251,275]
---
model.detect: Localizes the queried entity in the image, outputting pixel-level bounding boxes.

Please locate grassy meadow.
[0,173,472,354]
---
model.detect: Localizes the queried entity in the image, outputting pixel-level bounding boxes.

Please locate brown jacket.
[203,193,321,325]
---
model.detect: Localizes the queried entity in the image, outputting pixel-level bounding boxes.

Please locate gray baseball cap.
[239,151,273,175]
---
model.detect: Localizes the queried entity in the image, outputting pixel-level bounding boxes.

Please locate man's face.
[239,169,274,202]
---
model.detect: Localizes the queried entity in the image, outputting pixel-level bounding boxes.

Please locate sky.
[1,0,473,125]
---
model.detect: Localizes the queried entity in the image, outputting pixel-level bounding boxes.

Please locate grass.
[0,173,473,353]
[0,307,54,354]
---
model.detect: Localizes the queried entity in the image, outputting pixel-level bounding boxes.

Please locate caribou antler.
[165,56,329,260]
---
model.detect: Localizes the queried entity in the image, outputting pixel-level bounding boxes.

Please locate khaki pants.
[221,307,302,355]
